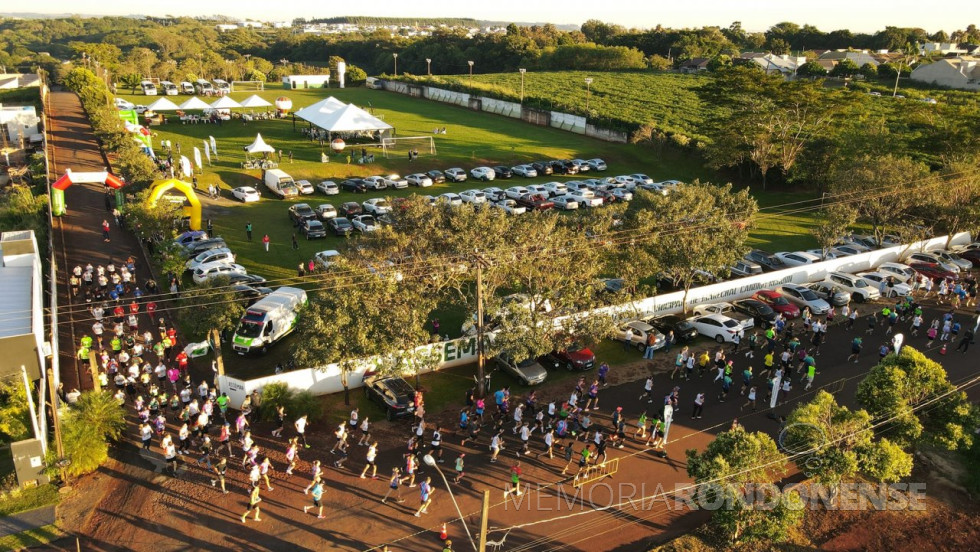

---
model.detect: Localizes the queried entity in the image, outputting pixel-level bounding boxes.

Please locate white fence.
[218,232,971,406]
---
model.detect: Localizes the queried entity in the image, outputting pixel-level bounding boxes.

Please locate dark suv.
[288,203,317,225]
[363,373,416,420]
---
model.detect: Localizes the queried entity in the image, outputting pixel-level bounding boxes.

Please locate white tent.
[301,103,393,133]
[243,133,275,154]
[294,96,348,125]
[239,94,272,108]
[179,97,211,110]
[210,96,242,109]
[145,98,181,111]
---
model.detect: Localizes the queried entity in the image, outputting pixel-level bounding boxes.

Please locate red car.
[517,193,555,212]
[909,262,958,281]
[541,344,595,371]
[752,290,801,319]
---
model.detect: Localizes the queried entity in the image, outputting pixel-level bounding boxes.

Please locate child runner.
[504,461,524,498]
[241,485,262,523]
[303,478,325,519]
[453,453,466,483]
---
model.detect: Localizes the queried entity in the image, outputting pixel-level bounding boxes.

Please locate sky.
[15,0,970,34]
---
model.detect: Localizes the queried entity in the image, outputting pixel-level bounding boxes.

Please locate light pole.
[468,60,474,80]
[519,68,526,103]
[584,77,593,113]
[426,58,432,76]
[423,454,477,552]
[393,53,398,77]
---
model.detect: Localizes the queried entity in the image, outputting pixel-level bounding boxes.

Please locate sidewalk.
[0,505,56,538]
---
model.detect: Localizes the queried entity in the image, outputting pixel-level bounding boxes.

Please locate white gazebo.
[210,96,243,109]
[145,98,181,111]
[178,97,211,110]
[294,96,347,122]
[244,133,275,154]
[300,103,393,137]
[239,94,272,108]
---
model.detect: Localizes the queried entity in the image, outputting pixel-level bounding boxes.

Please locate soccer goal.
[231,80,264,92]
[379,135,436,159]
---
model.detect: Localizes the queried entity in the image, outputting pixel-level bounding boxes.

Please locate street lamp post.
[584,77,593,113]
[468,60,474,80]
[423,454,477,552]
[393,53,398,77]
[426,58,432,76]
[519,68,526,103]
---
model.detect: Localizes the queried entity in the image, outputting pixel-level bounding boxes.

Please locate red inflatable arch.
[52,170,125,191]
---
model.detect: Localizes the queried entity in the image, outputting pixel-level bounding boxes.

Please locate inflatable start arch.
[148,178,202,231]
[50,169,125,216]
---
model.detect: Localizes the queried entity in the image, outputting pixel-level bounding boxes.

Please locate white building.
[0,104,40,146]
[910,56,980,91]
[282,75,330,89]
[0,230,46,383]
[750,54,808,76]
[0,73,41,90]
[920,42,968,56]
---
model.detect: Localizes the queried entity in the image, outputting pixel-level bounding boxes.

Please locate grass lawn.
[0,524,65,551]
[0,484,60,517]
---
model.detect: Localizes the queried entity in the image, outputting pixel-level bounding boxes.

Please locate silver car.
[494,352,548,386]
[805,282,851,307]
[779,283,831,315]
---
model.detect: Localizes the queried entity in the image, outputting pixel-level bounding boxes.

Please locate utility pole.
[473,253,492,398]
[47,368,65,481]
[478,490,490,552]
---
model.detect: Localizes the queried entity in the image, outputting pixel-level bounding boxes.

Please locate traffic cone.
[939,343,947,355]
[439,523,448,540]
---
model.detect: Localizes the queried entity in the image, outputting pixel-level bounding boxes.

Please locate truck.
[232,287,308,354]
[263,168,299,198]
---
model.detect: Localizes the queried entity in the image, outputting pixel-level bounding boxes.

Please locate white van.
[141,80,158,96]
[365,77,382,90]
[160,81,179,96]
[263,169,298,198]
[179,81,195,94]
[232,287,308,354]
[212,79,231,94]
[194,79,214,95]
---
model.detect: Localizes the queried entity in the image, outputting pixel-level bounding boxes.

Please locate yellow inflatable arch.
[148,178,202,231]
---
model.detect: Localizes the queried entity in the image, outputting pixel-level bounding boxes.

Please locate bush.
[57,391,125,478]
[291,390,325,423]
[259,383,325,423]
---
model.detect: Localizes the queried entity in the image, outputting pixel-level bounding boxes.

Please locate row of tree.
[687,346,978,545]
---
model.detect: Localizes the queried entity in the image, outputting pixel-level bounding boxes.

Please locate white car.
[542,182,568,197]
[505,186,530,200]
[904,252,960,274]
[444,168,468,182]
[314,250,340,269]
[363,176,388,190]
[832,244,870,256]
[858,272,913,297]
[551,195,579,210]
[690,302,755,330]
[609,188,633,201]
[295,180,315,195]
[638,182,668,195]
[351,215,378,232]
[460,189,488,204]
[571,159,590,172]
[406,173,433,187]
[876,262,916,283]
[384,174,409,189]
[362,198,392,215]
[192,262,247,284]
[470,167,495,182]
[526,184,549,197]
[317,181,339,195]
[613,320,667,350]
[315,204,337,220]
[826,272,881,302]
[421,195,438,207]
[630,173,654,185]
[567,189,603,208]
[133,105,149,114]
[565,181,591,193]
[492,199,526,215]
[933,250,972,271]
[613,175,638,188]
[437,193,463,206]
[114,98,135,110]
[775,251,822,267]
[512,165,538,178]
[688,314,745,343]
[805,248,842,260]
[186,247,235,271]
[482,187,506,202]
[231,186,261,203]
[586,158,607,171]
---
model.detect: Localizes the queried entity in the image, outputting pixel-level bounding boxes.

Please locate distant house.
[0,105,40,145]
[282,75,330,89]
[215,24,238,32]
[679,58,710,73]
[0,73,41,90]
[910,57,980,91]
[818,50,879,67]
[749,54,808,76]
[920,42,968,56]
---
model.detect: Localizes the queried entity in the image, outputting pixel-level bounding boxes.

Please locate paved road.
[0,505,56,538]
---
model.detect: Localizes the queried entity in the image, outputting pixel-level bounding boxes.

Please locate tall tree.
[178,275,245,377]
[810,203,857,257]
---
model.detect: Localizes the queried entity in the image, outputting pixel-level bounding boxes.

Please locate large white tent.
[210,96,242,109]
[243,133,275,154]
[178,97,211,110]
[145,98,181,111]
[300,103,393,134]
[294,96,347,122]
[239,94,272,108]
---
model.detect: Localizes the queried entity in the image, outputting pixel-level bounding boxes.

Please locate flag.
[180,155,192,177]
[204,141,211,165]
[193,147,203,170]
[209,135,217,156]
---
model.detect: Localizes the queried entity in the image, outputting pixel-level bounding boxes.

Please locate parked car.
[775,251,822,267]
[327,217,354,236]
[352,215,378,233]
[832,244,870,257]
[339,202,363,218]
[186,247,236,272]
[512,164,538,178]
[295,180,315,195]
[526,184,549,196]
[730,298,778,328]
[492,199,526,215]
[175,230,209,248]
[630,173,654,185]
[193,262,247,284]
[444,168,468,182]
[363,373,416,420]
[909,262,958,282]
[482,187,506,202]
[340,178,368,193]
[729,259,763,277]
[648,315,699,343]
[752,290,801,318]
[426,169,447,184]
[470,167,495,181]
[613,321,667,351]
[233,284,273,306]
[688,314,745,343]
[517,193,555,211]
[437,193,463,206]
[570,159,590,173]
[300,219,327,239]
[541,344,596,371]
[550,160,578,175]
[566,188,603,208]
[955,248,980,267]
[362,176,388,190]
[183,238,227,257]
[778,283,831,315]
[933,250,973,271]
[825,272,881,302]
[317,180,339,195]
[876,262,916,283]
[231,186,261,202]
[384,174,409,189]
[858,272,913,297]
[804,282,852,307]
[226,273,267,286]
[406,173,434,187]
[609,188,633,201]
[551,195,579,210]
[586,158,607,171]
[692,302,755,330]
[805,248,842,260]
[314,250,340,269]
[745,249,787,272]
[460,189,488,204]
[505,186,531,200]
[362,198,392,215]
[493,352,548,385]
[542,182,568,197]
[288,203,317,224]
[492,166,513,179]
[315,204,337,220]
[531,161,553,176]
